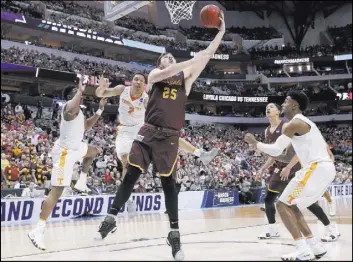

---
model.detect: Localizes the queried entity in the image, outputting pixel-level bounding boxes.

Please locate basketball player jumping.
[245,91,336,260]
[93,74,219,215]
[95,12,226,261]
[257,103,340,242]
[95,74,219,177]
[28,78,106,250]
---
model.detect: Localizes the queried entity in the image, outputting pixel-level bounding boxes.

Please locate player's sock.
[307,202,330,226]
[161,175,179,230]
[108,166,141,216]
[37,218,46,228]
[264,191,278,224]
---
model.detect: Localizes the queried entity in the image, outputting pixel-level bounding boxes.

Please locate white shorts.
[51,142,88,187]
[115,124,143,159]
[279,161,336,209]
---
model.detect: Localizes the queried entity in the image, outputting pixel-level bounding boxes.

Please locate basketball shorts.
[128,124,179,177]
[115,124,143,159]
[267,167,296,194]
[279,161,336,209]
[51,142,88,187]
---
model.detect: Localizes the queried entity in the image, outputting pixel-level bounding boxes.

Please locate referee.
[165,159,186,214]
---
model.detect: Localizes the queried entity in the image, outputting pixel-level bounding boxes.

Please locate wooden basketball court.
[1,197,351,261]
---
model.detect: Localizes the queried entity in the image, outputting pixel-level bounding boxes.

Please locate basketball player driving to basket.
[95,12,226,261]
[245,91,336,261]
[93,74,219,216]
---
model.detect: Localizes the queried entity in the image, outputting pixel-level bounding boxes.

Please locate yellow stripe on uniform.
[127,154,145,172]
[159,155,178,177]
[287,162,318,204]
[267,184,280,194]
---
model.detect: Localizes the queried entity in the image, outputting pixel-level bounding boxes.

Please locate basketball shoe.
[321,224,341,242]
[167,231,184,261]
[94,215,117,240]
[28,226,46,250]
[281,239,315,261]
[258,223,280,239]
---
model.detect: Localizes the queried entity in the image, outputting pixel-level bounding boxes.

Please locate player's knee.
[264,195,274,205]
[123,165,142,184]
[161,175,173,185]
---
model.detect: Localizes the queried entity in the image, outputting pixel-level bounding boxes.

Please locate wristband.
[96,109,103,116]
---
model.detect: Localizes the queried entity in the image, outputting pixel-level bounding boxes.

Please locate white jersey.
[291,114,332,167]
[56,103,85,150]
[118,86,147,126]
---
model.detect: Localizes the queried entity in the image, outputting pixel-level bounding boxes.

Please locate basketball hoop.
[164,1,196,24]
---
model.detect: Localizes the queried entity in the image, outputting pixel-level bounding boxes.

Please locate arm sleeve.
[257,135,292,157]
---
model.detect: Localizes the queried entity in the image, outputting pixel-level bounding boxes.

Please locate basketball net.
[164,1,196,24]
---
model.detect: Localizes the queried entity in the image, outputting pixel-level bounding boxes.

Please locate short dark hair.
[63,86,75,101]
[133,73,147,83]
[287,91,309,111]
[157,52,172,67]
[268,103,281,111]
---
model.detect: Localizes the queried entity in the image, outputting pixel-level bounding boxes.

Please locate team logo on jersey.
[139,98,144,102]
[276,130,280,133]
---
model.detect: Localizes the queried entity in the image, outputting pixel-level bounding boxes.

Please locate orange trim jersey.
[118,86,147,126]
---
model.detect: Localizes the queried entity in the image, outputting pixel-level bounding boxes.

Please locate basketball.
[200,5,221,28]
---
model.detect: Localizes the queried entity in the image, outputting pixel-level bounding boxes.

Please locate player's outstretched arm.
[84,98,107,130]
[95,75,126,98]
[65,77,85,119]
[148,55,207,85]
[251,119,305,157]
[183,12,226,95]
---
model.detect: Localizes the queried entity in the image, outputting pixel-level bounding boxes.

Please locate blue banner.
[201,189,240,208]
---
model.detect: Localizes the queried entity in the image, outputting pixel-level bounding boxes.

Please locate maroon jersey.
[145,72,187,130]
[265,120,301,175]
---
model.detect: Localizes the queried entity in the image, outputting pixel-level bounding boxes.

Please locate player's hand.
[244,133,257,145]
[98,75,110,89]
[99,98,107,110]
[218,11,225,32]
[78,76,86,93]
[280,167,291,181]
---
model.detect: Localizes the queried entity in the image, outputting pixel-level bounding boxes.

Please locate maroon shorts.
[267,167,296,194]
[128,124,179,177]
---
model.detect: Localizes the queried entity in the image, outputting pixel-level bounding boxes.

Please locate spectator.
[239,177,253,204]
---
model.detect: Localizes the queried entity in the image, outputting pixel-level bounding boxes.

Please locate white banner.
[1,191,204,226]
[327,183,352,198]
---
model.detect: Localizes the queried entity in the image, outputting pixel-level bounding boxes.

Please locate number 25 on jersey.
[162,87,177,100]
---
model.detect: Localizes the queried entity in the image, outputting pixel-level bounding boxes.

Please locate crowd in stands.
[193,79,351,98]
[328,24,352,55]
[1,98,352,198]
[2,0,351,58]
[1,46,144,80]
[3,46,351,104]
[250,40,352,60]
